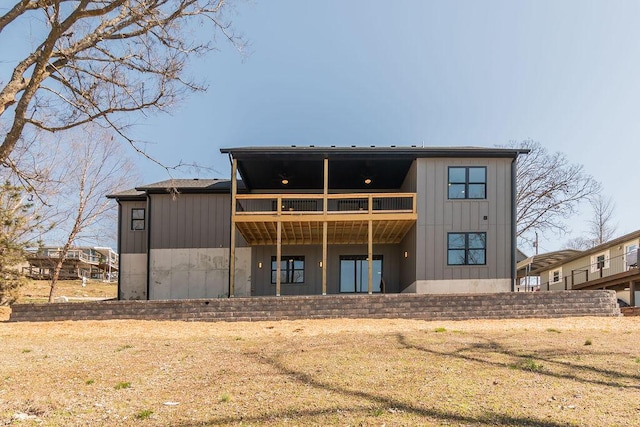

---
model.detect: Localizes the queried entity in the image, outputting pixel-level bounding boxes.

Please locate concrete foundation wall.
[405,278,511,294]
[149,248,251,299]
[120,254,147,300]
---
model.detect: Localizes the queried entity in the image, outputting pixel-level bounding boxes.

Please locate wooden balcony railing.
[235,193,416,219]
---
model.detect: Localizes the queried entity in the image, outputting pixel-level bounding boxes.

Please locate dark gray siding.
[415,157,512,281]
[251,244,402,296]
[120,200,147,254]
[149,193,239,249]
[399,223,417,290]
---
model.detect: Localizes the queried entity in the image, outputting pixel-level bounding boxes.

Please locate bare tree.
[0,0,243,168]
[507,139,601,246]
[587,194,617,245]
[564,195,617,250]
[46,126,136,302]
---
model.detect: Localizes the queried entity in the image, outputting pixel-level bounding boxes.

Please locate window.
[447,232,486,265]
[271,256,305,284]
[339,255,383,293]
[550,268,562,283]
[448,167,487,199]
[590,250,610,273]
[131,208,145,230]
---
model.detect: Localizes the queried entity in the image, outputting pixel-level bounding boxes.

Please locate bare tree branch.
[1,0,244,169]
[503,139,602,246]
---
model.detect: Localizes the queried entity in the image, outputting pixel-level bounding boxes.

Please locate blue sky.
[3,1,640,253]
[132,0,640,253]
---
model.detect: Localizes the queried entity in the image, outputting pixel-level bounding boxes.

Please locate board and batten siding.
[119,200,147,254]
[251,244,402,296]
[415,157,513,283]
[149,193,234,249]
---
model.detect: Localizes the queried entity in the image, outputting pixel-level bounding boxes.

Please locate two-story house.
[108,145,527,300]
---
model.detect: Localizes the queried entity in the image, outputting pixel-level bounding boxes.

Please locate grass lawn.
[13,279,117,304]
[1,316,639,426]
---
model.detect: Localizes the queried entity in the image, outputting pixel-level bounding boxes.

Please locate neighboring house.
[108,145,528,300]
[517,230,640,306]
[24,246,119,282]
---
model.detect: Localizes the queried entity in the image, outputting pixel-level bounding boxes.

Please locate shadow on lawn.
[397,333,640,389]
[173,352,576,427]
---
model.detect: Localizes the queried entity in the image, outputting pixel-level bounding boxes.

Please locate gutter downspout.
[511,156,518,292]
[227,153,234,299]
[116,201,122,300]
[145,193,151,300]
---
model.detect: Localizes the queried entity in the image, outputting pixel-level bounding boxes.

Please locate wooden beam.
[276,220,282,297]
[322,220,327,295]
[368,219,373,295]
[230,158,237,298]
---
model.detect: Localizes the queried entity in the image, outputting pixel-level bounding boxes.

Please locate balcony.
[542,249,639,291]
[233,193,417,245]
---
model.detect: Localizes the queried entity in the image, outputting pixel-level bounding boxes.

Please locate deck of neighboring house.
[519,246,639,306]
[24,247,119,282]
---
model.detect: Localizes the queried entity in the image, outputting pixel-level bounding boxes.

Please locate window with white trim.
[549,268,562,284]
[590,250,610,273]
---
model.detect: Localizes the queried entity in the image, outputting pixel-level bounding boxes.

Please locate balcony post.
[630,281,636,307]
[322,157,328,295]
[368,219,373,294]
[276,196,282,297]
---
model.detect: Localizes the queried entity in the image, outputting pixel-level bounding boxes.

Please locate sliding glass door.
[339,255,383,293]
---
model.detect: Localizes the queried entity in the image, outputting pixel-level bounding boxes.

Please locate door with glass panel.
[339,255,383,293]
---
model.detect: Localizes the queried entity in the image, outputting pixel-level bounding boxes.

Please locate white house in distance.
[518,230,640,306]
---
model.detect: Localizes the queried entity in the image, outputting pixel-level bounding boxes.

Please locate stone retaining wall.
[9,290,620,322]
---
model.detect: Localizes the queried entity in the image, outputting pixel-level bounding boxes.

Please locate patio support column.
[276,198,282,297]
[630,281,636,307]
[322,157,328,295]
[229,158,237,297]
[368,194,373,294]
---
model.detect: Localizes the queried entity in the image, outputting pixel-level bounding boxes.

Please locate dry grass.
[16,279,117,304]
[1,316,640,426]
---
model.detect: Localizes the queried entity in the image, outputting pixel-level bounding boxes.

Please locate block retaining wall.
[8,290,620,322]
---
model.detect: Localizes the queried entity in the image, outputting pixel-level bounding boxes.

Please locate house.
[24,246,119,281]
[517,230,640,306]
[108,145,528,300]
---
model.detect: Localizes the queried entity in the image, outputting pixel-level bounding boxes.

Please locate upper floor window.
[448,167,486,199]
[271,256,305,284]
[131,208,145,231]
[550,268,562,283]
[590,250,610,273]
[447,232,486,265]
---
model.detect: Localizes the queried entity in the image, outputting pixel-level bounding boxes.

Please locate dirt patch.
[1,316,639,426]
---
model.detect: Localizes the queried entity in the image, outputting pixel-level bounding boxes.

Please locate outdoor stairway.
[9,290,620,322]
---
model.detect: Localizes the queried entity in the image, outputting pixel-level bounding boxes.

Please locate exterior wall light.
[364,178,372,185]
[404,251,409,258]
[319,261,323,268]
[258,262,263,269]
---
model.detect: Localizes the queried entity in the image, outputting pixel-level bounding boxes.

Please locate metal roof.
[221,145,529,158]
[516,249,582,276]
[221,145,528,191]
